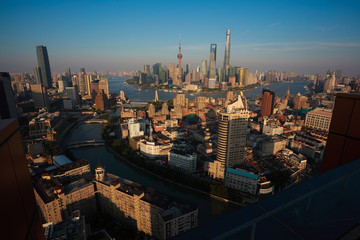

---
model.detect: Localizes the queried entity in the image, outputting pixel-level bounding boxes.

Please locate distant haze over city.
[1,0,360,75]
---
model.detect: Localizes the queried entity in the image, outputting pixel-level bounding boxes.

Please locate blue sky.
[1,0,360,75]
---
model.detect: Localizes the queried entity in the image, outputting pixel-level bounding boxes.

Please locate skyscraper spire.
[175,34,183,86]
[223,29,231,73]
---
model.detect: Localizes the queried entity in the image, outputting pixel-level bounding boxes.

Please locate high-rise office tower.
[143,65,151,76]
[152,63,161,76]
[223,29,231,72]
[1,119,45,239]
[95,89,107,111]
[36,45,52,88]
[66,68,72,86]
[78,72,86,94]
[209,44,217,79]
[31,84,50,109]
[85,74,92,95]
[239,68,248,86]
[209,95,249,179]
[335,69,343,84]
[324,71,336,93]
[33,67,42,84]
[260,89,275,116]
[201,60,208,79]
[66,86,80,106]
[0,72,17,119]
[169,63,176,82]
[99,77,109,97]
[185,64,190,74]
[163,65,169,83]
[58,79,66,93]
[80,67,85,74]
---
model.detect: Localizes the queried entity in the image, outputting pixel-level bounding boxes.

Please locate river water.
[67,79,311,224]
[67,124,239,224]
[108,76,310,102]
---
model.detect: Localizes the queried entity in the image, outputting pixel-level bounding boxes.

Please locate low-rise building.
[225,167,259,195]
[257,136,287,157]
[305,108,332,131]
[168,149,197,173]
[139,139,173,159]
[29,111,61,138]
[128,118,147,138]
[262,124,283,136]
[94,167,198,240]
[34,175,97,224]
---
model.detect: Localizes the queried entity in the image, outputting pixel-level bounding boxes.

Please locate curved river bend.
[67,80,311,224]
[67,123,240,224]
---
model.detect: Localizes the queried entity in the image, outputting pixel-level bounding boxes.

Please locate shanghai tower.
[36,45,52,88]
[223,29,231,72]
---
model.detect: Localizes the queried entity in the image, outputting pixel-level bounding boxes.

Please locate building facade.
[94,167,198,240]
[168,150,197,173]
[36,45,52,88]
[260,89,275,116]
[225,167,258,194]
[209,95,249,179]
[223,29,231,72]
[305,108,333,131]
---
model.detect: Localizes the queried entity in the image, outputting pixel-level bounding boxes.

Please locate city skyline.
[1,0,360,75]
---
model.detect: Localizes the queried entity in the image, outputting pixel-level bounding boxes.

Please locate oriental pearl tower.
[176,36,183,86]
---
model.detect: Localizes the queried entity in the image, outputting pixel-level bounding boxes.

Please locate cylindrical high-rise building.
[223,29,231,73]
[209,95,249,179]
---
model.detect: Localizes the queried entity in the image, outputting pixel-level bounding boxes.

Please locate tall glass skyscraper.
[223,29,231,72]
[33,67,42,84]
[36,45,52,88]
[209,44,217,79]
[66,68,72,86]
[201,60,208,79]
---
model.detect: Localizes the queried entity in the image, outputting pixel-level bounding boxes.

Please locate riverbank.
[100,119,256,206]
[106,146,245,206]
[66,122,245,223]
[125,78,260,94]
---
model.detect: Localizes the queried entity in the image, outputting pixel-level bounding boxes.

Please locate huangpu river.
[67,77,310,224]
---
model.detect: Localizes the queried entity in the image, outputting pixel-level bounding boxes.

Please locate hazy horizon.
[1,0,360,75]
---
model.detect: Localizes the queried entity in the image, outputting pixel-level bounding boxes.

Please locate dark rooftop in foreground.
[175,158,360,240]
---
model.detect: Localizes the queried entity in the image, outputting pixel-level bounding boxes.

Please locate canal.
[67,123,240,224]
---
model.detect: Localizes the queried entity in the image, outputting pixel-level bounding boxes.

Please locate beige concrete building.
[94,167,198,240]
[34,161,197,239]
[33,160,95,224]
[173,94,187,107]
[257,136,287,157]
[225,167,258,194]
[293,93,309,110]
[305,108,333,131]
[209,95,249,179]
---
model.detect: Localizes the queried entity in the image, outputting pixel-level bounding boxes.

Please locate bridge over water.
[66,140,105,149]
[84,119,108,124]
[117,102,148,108]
